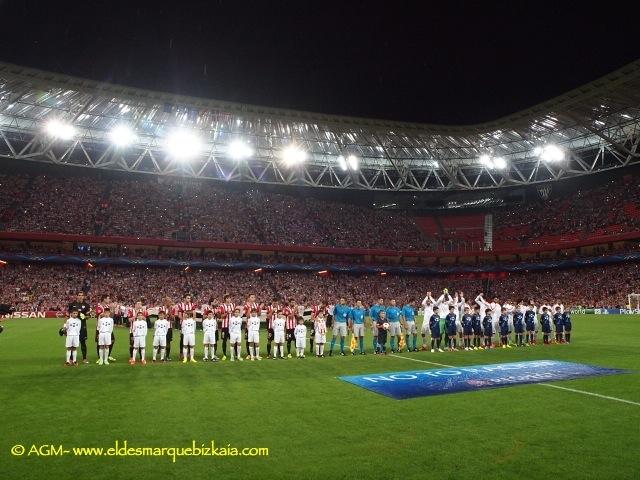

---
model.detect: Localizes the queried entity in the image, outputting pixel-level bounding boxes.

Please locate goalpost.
[628,293,640,310]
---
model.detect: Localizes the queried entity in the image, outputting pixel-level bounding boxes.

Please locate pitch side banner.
[339,360,628,399]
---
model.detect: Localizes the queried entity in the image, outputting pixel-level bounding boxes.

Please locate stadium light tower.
[282,145,307,165]
[228,140,254,160]
[108,125,136,147]
[45,119,76,140]
[166,129,203,160]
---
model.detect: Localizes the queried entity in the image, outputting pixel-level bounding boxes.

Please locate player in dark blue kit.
[562,310,572,343]
[482,311,493,348]
[553,306,565,343]
[513,307,525,347]
[524,304,537,345]
[471,305,483,350]
[461,306,473,351]
[445,306,458,351]
[541,307,552,344]
[498,307,511,348]
[429,306,443,352]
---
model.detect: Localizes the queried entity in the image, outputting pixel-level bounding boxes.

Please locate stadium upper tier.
[1,60,640,191]
[1,170,639,253]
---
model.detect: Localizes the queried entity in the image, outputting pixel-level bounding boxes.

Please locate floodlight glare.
[337,155,348,171]
[228,140,254,160]
[282,145,307,165]
[479,154,493,167]
[109,125,136,147]
[166,129,202,160]
[493,157,507,169]
[540,144,565,162]
[347,154,359,171]
[45,119,76,140]
[533,146,543,156]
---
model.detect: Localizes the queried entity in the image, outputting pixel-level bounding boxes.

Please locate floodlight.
[228,140,254,160]
[45,119,75,140]
[282,145,307,165]
[347,154,359,171]
[479,154,493,167]
[540,144,564,162]
[337,155,348,171]
[493,157,507,169]
[166,129,203,160]
[109,125,136,147]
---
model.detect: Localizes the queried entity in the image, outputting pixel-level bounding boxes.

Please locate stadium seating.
[1,174,430,250]
[2,171,640,254]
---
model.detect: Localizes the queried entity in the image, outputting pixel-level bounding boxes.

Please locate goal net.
[628,293,640,310]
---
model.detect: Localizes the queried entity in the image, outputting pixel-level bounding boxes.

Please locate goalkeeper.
[67,291,92,364]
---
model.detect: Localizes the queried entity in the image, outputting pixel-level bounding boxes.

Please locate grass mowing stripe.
[391,351,640,406]
[538,383,640,407]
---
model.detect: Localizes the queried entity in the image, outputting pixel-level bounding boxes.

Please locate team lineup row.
[60,290,573,365]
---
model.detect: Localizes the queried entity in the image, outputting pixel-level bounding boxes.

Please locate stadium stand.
[2,173,430,250]
[2,171,640,254]
[1,262,636,312]
[492,174,640,248]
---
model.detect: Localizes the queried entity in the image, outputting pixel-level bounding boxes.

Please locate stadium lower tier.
[1,262,637,311]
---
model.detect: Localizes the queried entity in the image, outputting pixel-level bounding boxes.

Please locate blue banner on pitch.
[339,360,628,399]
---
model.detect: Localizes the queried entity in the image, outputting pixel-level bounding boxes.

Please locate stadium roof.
[1,59,639,191]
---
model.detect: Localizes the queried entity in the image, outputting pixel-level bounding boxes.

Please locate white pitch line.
[538,383,640,407]
[389,354,454,368]
[389,354,640,407]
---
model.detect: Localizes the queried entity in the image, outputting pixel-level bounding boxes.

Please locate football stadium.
[1,4,639,480]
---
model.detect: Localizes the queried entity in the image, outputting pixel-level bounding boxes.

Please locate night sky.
[0,0,638,124]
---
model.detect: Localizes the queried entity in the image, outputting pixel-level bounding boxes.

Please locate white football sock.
[160,347,165,360]
[182,347,188,359]
[66,350,71,362]
[140,348,145,360]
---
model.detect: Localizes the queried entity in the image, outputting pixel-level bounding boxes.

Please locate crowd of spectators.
[493,174,640,244]
[1,173,429,249]
[3,171,640,252]
[1,262,637,312]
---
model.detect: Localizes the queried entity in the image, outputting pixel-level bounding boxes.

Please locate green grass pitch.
[0,314,638,480]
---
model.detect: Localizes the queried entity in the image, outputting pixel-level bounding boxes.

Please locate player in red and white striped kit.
[218,295,235,361]
[127,303,139,360]
[284,299,298,358]
[265,299,279,358]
